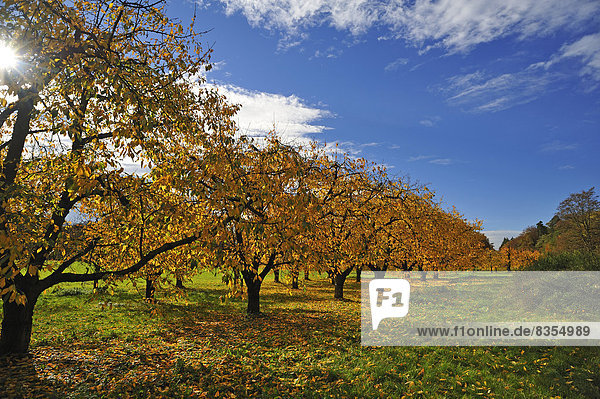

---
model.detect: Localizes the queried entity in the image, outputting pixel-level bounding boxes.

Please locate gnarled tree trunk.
[333,267,353,300]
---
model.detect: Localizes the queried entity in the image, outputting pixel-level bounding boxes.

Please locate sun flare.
[0,44,18,70]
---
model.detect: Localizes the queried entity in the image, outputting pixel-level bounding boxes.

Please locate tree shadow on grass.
[156,300,360,351]
[0,354,62,398]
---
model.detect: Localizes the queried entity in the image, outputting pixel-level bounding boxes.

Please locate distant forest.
[501,187,600,270]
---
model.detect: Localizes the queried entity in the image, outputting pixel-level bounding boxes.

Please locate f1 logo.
[369,279,410,330]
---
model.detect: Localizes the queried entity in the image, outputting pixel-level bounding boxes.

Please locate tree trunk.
[0,292,39,355]
[333,268,353,300]
[175,277,184,289]
[242,271,262,314]
[355,266,362,282]
[291,272,299,289]
[334,274,346,299]
[304,270,310,280]
[145,279,155,301]
[273,269,280,283]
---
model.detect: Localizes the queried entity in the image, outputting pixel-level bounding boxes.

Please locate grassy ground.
[1,271,599,398]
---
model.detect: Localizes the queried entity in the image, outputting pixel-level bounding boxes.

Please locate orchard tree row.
[0,0,491,355]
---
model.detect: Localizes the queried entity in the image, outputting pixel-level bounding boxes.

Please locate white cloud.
[203,83,385,157]
[201,0,600,53]
[209,84,333,146]
[209,0,377,35]
[381,0,600,53]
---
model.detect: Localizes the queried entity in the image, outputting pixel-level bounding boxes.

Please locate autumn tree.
[197,134,318,314]
[304,155,388,300]
[556,187,600,252]
[424,206,490,271]
[76,172,215,302]
[0,0,234,354]
[372,186,491,274]
[350,178,420,276]
[499,247,540,270]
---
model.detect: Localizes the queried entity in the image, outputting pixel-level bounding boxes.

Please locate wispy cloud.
[408,154,436,162]
[208,60,227,71]
[407,154,454,165]
[540,140,578,152]
[559,164,575,170]
[429,158,453,165]
[537,32,600,83]
[419,116,440,127]
[325,140,383,156]
[443,68,562,112]
[384,57,408,72]
[312,46,344,59]
[441,32,600,112]
[361,142,380,147]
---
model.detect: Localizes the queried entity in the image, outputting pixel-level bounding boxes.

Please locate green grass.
[1,270,599,398]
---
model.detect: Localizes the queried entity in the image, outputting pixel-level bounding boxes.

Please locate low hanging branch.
[40,233,201,289]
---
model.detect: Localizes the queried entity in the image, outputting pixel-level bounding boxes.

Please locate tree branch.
[0,103,18,130]
[49,233,201,284]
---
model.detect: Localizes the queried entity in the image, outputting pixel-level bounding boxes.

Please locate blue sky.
[167,0,600,248]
